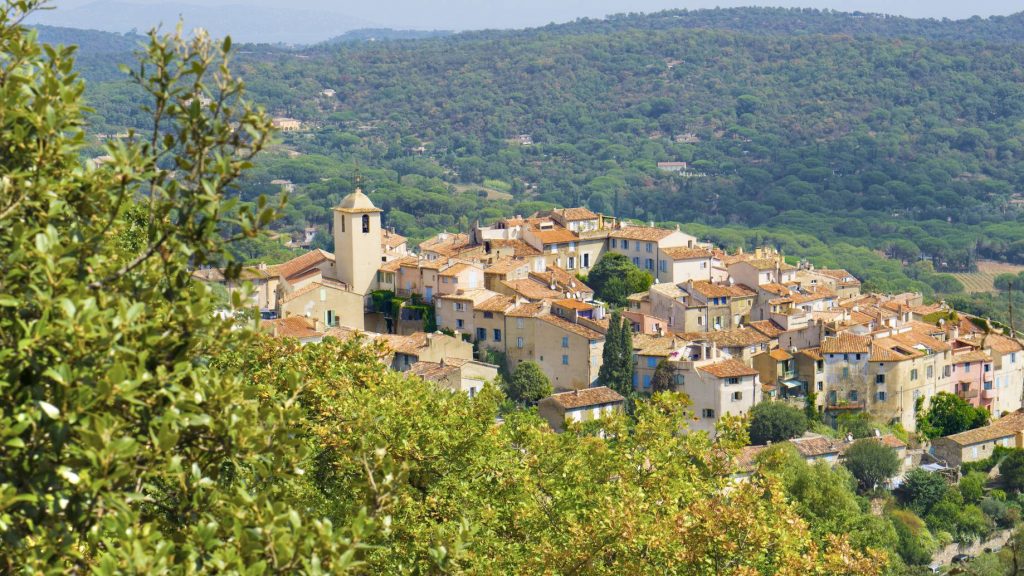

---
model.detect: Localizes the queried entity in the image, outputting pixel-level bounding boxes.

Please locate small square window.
[702,408,715,419]
[562,355,569,366]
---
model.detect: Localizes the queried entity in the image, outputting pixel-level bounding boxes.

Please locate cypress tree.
[599,309,622,387]
[618,314,634,394]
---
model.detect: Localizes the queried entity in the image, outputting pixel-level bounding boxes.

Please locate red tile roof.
[698,358,759,378]
[820,333,871,354]
[261,316,322,339]
[545,386,625,409]
[609,226,675,242]
[663,246,713,260]
[268,249,334,281]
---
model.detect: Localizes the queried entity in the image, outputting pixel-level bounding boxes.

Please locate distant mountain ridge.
[25,1,376,44]
[322,28,455,45]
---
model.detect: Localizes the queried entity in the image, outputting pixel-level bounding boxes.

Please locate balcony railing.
[982,389,997,401]
[958,389,979,400]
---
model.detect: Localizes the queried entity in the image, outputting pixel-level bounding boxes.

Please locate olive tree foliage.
[229,335,890,575]
[0,2,370,571]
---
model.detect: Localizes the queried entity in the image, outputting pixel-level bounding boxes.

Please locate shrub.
[843,439,900,492]
[900,469,948,514]
[960,471,987,504]
[748,402,809,445]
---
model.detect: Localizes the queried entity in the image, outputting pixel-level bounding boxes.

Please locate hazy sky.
[29,1,1024,43]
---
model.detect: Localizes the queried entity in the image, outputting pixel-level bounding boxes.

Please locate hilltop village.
[194,188,1024,442]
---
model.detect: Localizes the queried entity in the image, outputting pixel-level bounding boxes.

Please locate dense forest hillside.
[57,7,1024,320]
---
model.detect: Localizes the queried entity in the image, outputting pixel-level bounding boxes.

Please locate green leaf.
[39,401,60,419]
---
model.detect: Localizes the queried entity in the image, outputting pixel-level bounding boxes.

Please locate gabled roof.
[609,226,675,242]
[699,358,759,378]
[261,316,322,340]
[688,280,735,299]
[408,359,463,381]
[748,320,785,339]
[382,229,407,249]
[768,349,793,361]
[545,386,624,410]
[475,294,517,313]
[798,347,823,361]
[551,207,599,221]
[540,314,604,340]
[506,302,548,318]
[552,298,594,312]
[486,239,541,256]
[678,327,770,348]
[789,435,844,458]
[961,333,1024,355]
[663,246,713,260]
[501,279,563,301]
[439,262,481,277]
[938,411,1024,447]
[820,333,871,354]
[279,277,349,304]
[419,233,472,257]
[530,227,579,244]
[632,334,685,357]
[953,350,992,364]
[380,256,417,273]
[268,249,334,281]
[483,258,530,275]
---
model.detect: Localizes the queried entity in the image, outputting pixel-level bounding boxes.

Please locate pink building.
[951,348,994,411]
[622,311,669,336]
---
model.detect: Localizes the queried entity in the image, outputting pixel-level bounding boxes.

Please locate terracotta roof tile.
[632,334,686,357]
[699,358,759,378]
[790,435,844,458]
[663,246,713,260]
[506,302,548,318]
[267,249,334,280]
[501,279,563,301]
[419,233,472,257]
[531,227,579,244]
[484,258,530,275]
[540,314,604,340]
[749,320,785,339]
[439,262,481,277]
[820,333,871,354]
[954,350,992,364]
[798,347,823,361]
[688,280,735,299]
[553,207,599,221]
[769,349,793,361]
[609,226,675,242]
[546,386,625,409]
[939,411,1024,446]
[487,239,541,256]
[408,360,462,381]
[382,229,407,249]
[678,327,770,348]
[261,316,322,339]
[552,299,594,312]
[961,333,1024,355]
[475,295,517,313]
[380,256,417,272]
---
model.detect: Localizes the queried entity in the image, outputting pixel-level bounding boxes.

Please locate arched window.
[362,214,370,233]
